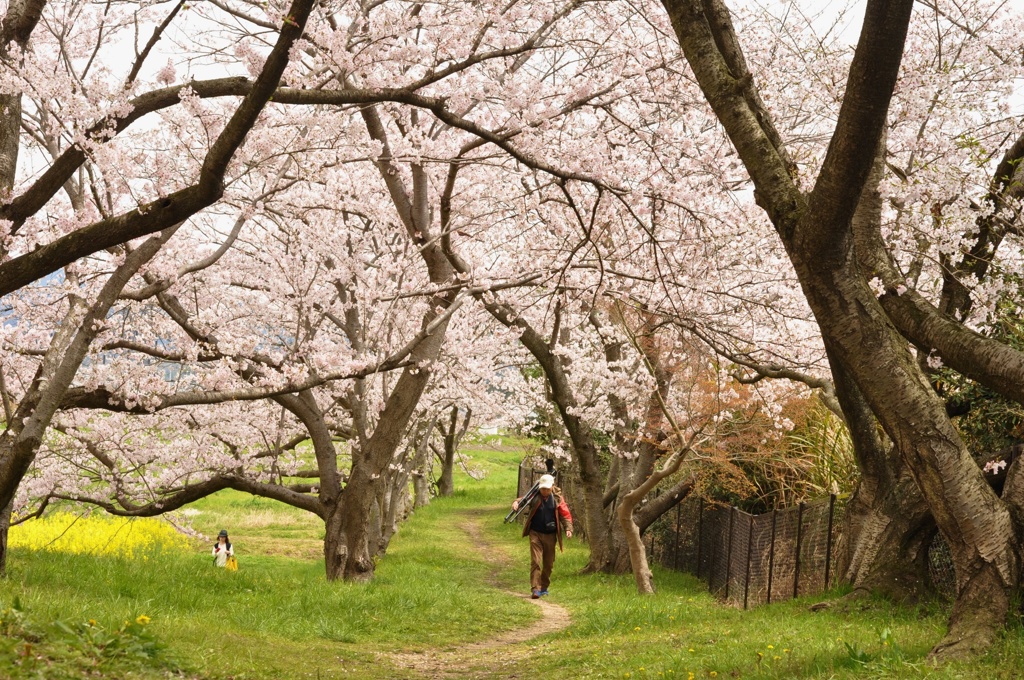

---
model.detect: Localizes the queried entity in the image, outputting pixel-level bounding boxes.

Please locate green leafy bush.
[0,600,183,679]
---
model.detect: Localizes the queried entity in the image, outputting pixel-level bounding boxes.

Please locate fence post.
[674,502,682,570]
[725,507,736,600]
[695,499,704,577]
[824,494,836,590]
[743,512,754,610]
[793,502,806,599]
[708,517,719,590]
[767,508,777,604]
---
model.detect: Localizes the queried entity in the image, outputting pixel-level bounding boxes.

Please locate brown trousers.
[529,530,557,591]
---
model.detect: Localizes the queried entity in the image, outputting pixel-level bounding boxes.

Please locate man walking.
[511,474,573,599]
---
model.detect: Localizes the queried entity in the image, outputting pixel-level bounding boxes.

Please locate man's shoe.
[539,590,549,596]
[531,590,540,599]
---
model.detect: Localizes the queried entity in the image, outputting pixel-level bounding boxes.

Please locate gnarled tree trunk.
[323,503,350,582]
[618,439,697,593]
[826,336,936,600]
[840,468,935,600]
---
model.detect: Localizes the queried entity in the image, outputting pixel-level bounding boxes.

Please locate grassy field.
[2,438,1023,679]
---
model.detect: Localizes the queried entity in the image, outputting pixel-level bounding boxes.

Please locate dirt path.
[383,510,571,679]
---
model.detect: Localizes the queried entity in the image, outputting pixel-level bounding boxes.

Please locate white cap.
[538,474,555,489]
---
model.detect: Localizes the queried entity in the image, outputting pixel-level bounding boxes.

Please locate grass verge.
[1,436,1022,678]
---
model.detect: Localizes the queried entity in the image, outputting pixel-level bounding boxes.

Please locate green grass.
[183,486,324,560]
[2,434,1023,678]
[493,546,1024,678]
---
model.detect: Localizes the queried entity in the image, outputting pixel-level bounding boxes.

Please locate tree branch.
[805,0,915,255]
[0,0,315,295]
[60,293,467,412]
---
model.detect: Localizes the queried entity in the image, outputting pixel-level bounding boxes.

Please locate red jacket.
[520,492,573,552]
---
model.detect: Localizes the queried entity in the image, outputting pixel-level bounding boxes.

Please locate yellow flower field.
[9,512,190,559]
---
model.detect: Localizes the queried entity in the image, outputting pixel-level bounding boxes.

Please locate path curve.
[383,510,571,678]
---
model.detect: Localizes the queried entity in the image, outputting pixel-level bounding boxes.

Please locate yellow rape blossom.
[10,512,190,558]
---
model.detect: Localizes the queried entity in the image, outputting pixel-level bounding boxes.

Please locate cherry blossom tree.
[682,0,1024,615]
[6,0,629,581]
[0,0,323,572]
[7,0,1022,635]
[658,0,1024,656]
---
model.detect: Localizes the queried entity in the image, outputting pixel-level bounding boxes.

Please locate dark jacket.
[520,492,573,551]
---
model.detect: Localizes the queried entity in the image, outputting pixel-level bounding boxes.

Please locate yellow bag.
[225,556,238,572]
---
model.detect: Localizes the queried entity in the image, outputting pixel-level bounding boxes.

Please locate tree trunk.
[617,445,693,593]
[412,455,432,509]
[602,473,695,577]
[797,244,1018,656]
[435,405,470,497]
[577,448,612,572]
[0,500,12,577]
[411,419,434,509]
[323,504,349,582]
[824,336,936,600]
[437,445,455,497]
[840,469,936,600]
[606,470,696,576]
[379,460,411,552]
[322,490,380,583]
[617,491,655,593]
[333,467,379,582]
[605,516,634,574]
[599,313,675,576]
[329,124,459,580]
[840,121,1018,637]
